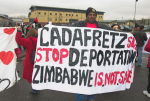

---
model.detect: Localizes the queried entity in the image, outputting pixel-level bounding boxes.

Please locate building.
[101,20,135,32]
[10,17,23,24]
[23,6,105,25]
[0,14,14,27]
[137,19,150,25]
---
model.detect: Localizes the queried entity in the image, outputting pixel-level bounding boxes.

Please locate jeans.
[137,47,143,66]
[75,94,94,101]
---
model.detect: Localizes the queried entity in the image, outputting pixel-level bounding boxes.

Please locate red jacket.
[15,31,37,83]
[147,55,150,68]
[15,48,21,58]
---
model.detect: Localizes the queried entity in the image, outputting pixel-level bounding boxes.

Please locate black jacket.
[133,30,147,47]
[73,20,112,30]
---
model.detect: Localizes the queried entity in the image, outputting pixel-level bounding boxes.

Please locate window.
[99,16,103,18]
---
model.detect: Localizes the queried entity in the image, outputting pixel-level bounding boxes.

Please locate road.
[0,54,150,101]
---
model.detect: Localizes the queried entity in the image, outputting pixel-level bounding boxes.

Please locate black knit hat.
[86,7,97,17]
[140,25,144,29]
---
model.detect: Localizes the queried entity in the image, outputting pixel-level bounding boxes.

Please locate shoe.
[143,90,150,97]
[31,89,38,94]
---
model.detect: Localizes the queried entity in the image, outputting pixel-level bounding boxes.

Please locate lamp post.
[133,0,138,26]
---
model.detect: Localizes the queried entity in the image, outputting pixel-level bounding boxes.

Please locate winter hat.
[140,25,144,30]
[86,7,97,17]
[34,17,39,23]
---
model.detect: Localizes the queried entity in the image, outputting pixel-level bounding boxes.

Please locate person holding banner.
[15,28,38,94]
[73,7,111,101]
[73,8,112,30]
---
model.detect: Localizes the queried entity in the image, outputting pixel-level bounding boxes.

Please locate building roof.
[0,14,8,18]
[101,20,134,23]
[10,18,22,22]
[101,20,115,23]
[30,5,104,15]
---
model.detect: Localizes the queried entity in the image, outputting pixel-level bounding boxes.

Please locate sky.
[0,0,150,20]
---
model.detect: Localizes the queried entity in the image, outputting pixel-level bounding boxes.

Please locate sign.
[32,24,136,95]
[0,27,19,92]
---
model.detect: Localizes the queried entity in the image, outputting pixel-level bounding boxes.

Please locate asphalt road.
[0,54,150,101]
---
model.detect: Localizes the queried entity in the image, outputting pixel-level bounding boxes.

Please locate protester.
[143,38,150,97]
[15,23,24,62]
[143,55,150,98]
[132,24,147,67]
[143,39,150,97]
[15,28,38,94]
[73,7,112,30]
[73,7,112,101]
[111,23,121,31]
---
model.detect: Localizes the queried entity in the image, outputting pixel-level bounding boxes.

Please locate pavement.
[0,54,150,101]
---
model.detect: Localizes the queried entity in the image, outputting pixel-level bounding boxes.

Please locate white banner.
[0,27,18,92]
[32,24,136,95]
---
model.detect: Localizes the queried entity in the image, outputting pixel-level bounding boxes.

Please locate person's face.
[112,25,120,31]
[86,12,97,23]
[134,27,140,31]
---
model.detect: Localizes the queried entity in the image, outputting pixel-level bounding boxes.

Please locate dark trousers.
[75,94,94,101]
[147,68,150,93]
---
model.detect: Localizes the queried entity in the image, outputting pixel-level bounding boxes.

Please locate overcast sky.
[0,0,149,20]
